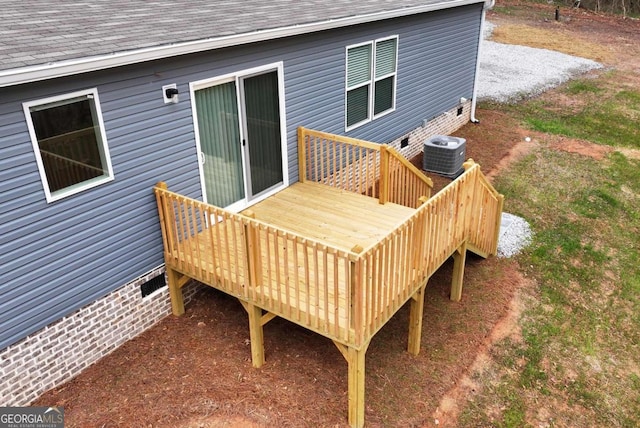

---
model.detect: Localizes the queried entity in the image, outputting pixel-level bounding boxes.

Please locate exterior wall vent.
[140,274,166,298]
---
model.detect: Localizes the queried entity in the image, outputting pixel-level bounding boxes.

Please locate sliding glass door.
[192,64,286,211]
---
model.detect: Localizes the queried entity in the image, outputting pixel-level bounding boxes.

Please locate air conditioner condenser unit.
[423,135,466,178]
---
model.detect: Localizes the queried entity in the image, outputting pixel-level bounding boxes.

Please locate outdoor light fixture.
[162,83,179,104]
[165,87,179,98]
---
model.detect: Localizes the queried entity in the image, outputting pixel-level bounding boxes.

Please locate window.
[346,36,398,130]
[23,88,113,202]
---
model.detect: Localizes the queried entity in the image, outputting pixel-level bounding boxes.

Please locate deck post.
[297,126,307,183]
[450,240,468,302]
[379,145,390,204]
[350,245,364,341]
[243,211,262,295]
[332,340,370,428]
[407,281,427,355]
[154,182,170,252]
[247,303,265,368]
[166,267,185,316]
[492,194,505,256]
[347,345,367,428]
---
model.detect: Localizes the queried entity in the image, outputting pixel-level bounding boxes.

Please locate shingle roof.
[1,0,485,85]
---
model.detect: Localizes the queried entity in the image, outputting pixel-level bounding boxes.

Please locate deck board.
[243,182,416,252]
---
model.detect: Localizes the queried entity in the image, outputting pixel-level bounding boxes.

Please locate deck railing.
[154,160,502,348]
[298,127,433,208]
[466,165,505,257]
[352,161,504,343]
[155,184,360,345]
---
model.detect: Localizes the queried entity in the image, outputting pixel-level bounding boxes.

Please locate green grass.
[457,67,640,426]
[564,79,603,95]
[476,148,640,426]
[499,394,528,428]
[519,326,549,389]
[572,187,621,218]
[504,73,640,149]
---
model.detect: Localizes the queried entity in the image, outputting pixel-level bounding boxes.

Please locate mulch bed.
[34,109,523,427]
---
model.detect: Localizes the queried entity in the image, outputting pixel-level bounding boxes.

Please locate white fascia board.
[0,0,485,88]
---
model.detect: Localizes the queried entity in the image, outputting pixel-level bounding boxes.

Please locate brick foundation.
[387,100,472,160]
[0,266,203,406]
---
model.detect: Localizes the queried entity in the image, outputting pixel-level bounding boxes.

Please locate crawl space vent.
[423,135,466,178]
[140,274,167,298]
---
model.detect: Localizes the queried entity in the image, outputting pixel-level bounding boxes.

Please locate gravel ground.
[477,22,604,103]
[476,22,602,256]
[497,213,533,258]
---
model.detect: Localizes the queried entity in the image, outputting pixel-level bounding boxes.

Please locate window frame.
[23,88,114,203]
[345,35,398,131]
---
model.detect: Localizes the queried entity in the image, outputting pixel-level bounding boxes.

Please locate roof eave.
[0,0,485,88]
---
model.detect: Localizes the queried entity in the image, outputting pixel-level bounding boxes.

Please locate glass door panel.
[194,82,245,207]
[241,71,284,198]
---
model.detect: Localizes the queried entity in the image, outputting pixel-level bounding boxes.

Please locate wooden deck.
[169,218,357,343]
[154,127,504,428]
[243,181,415,252]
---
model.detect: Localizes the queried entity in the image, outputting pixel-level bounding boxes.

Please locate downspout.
[470,0,495,123]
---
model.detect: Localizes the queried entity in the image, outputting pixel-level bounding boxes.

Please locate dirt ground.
[34,3,640,427]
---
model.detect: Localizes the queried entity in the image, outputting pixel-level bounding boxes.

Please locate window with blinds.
[23,88,114,203]
[346,36,398,130]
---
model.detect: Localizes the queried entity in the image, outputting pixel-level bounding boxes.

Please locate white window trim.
[23,88,114,203]
[372,35,398,119]
[345,35,398,132]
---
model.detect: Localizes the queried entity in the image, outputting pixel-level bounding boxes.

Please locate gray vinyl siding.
[0,71,203,348]
[0,3,483,349]
[285,4,483,146]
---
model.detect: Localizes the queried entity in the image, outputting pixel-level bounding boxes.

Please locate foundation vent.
[140,274,167,298]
